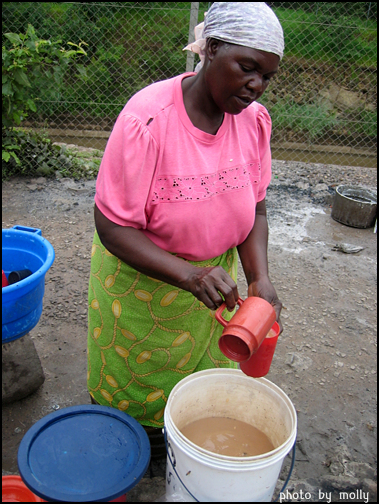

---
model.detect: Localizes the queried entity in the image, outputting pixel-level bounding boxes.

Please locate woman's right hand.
[183,266,239,312]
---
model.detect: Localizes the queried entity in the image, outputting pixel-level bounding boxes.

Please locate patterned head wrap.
[183,2,284,72]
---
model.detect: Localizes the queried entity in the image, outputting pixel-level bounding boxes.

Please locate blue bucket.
[17,405,151,502]
[2,226,55,343]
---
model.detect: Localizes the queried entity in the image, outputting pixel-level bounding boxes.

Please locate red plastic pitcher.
[240,321,281,377]
[215,297,277,362]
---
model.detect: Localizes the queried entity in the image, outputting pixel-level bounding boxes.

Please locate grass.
[260,98,338,141]
[275,7,377,67]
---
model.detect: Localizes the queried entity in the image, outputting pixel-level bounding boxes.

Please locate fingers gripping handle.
[215,297,243,326]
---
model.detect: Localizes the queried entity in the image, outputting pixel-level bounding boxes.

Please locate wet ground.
[2,157,377,502]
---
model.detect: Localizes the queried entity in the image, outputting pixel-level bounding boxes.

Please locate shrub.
[2,23,87,179]
[2,128,102,180]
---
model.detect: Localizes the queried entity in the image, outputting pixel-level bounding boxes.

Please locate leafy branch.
[2,24,87,172]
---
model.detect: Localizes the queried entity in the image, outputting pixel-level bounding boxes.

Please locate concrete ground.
[2,158,377,502]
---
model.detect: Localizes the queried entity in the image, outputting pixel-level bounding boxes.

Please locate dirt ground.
[2,156,377,502]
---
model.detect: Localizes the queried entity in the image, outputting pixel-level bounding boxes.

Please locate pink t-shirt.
[95,73,272,261]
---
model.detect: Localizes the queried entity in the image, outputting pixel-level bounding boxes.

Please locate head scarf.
[183,2,284,72]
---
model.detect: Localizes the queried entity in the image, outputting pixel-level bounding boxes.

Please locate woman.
[87,2,284,457]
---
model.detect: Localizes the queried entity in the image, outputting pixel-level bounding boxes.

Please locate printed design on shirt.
[151,162,261,204]
[88,233,238,427]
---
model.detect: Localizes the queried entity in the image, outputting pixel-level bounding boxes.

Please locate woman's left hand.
[248,276,283,334]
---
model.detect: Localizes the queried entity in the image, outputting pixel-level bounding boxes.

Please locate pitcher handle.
[215,297,243,326]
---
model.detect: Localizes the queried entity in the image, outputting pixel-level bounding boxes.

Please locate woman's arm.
[237,199,283,329]
[94,204,239,311]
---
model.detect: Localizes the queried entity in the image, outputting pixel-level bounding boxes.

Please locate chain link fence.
[2,2,377,167]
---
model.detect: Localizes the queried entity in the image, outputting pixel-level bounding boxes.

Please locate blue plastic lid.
[17,405,151,502]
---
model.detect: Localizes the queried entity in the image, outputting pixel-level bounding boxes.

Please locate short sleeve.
[256,104,272,202]
[94,114,159,228]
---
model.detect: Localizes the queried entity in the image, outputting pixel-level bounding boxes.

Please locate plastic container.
[2,226,55,343]
[164,368,297,502]
[216,297,277,362]
[2,475,44,502]
[240,321,280,377]
[17,405,150,502]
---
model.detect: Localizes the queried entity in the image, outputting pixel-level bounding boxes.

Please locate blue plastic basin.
[2,226,55,343]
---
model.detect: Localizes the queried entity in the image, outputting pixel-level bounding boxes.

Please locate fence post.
[366,2,372,23]
[186,2,199,72]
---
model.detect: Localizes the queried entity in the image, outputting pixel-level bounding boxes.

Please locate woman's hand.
[248,277,283,333]
[183,266,239,312]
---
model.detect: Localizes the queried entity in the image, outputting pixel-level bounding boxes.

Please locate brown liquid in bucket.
[181,417,274,457]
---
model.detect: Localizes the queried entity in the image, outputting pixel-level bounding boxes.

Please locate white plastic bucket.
[164,368,297,502]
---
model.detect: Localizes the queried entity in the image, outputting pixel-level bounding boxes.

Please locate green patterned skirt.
[87,231,238,427]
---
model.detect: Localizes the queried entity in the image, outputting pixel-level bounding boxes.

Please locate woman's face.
[204,40,280,115]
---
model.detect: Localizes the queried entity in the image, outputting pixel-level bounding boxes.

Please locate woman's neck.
[181,73,224,135]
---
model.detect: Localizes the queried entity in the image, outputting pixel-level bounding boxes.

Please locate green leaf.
[75,65,87,77]
[26,25,36,37]
[10,151,21,165]
[32,67,42,78]
[62,50,78,58]
[2,81,13,96]
[26,99,37,112]
[2,152,11,162]
[25,40,37,52]
[12,114,22,125]
[14,90,24,101]
[5,33,22,45]
[13,68,31,87]
[14,48,28,59]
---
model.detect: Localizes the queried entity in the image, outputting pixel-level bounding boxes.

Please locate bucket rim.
[2,228,55,295]
[164,369,297,466]
[335,185,377,205]
[2,475,44,502]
